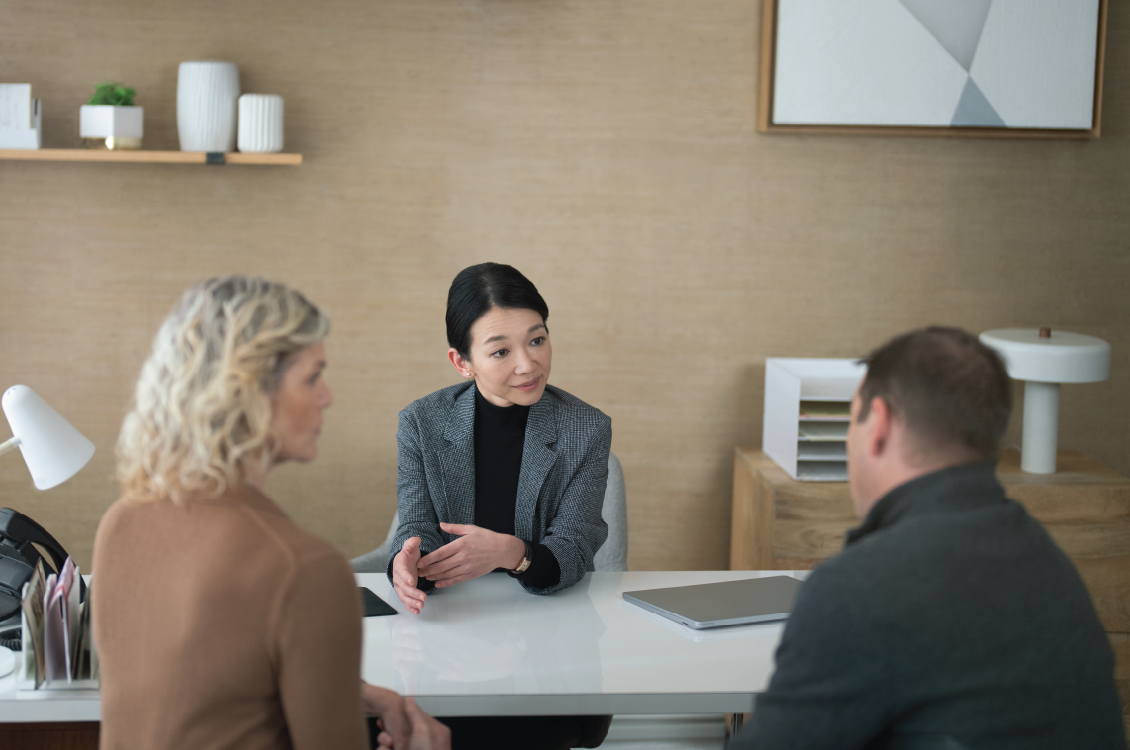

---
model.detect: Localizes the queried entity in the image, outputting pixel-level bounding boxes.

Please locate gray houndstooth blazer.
[389,381,611,595]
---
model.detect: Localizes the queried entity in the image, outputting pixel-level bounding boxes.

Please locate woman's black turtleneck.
[474,386,561,589]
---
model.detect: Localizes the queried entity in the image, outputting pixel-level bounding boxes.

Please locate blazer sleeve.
[523,415,611,595]
[386,405,448,587]
[275,553,369,750]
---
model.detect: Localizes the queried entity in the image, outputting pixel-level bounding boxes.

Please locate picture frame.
[758,0,1108,139]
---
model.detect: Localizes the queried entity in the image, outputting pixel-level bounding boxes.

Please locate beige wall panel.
[1,0,1127,575]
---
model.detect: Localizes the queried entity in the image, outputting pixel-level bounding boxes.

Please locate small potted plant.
[80,82,143,150]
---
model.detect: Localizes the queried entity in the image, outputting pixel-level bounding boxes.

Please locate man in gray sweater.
[732,327,1125,750]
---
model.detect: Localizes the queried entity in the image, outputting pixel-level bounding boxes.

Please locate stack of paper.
[0,83,42,149]
[19,556,98,689]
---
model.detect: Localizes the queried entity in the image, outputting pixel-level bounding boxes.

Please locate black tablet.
[359,587,398,617]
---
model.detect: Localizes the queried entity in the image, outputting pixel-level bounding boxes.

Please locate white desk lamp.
[0,385,95,677]
[0,385,95,490]
[979,329,1111,475]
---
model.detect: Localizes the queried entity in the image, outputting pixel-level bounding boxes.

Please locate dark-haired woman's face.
[448,307,552,408]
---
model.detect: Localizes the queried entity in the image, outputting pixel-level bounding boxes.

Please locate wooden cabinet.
[0,722,98,750]
[730,446,1130,732]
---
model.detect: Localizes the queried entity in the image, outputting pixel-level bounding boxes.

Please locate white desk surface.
[360,570,796,716]
[0,570,798,722]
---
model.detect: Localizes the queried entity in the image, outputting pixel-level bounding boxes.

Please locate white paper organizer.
[17,613,99,693]
[763,358,866,481]
[17,570,98,694]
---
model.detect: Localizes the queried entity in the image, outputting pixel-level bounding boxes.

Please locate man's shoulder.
[791,548,877,614]
[805,490,1095,624]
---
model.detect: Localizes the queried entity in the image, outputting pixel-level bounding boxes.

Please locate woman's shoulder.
[400,381,474,420]
[94,494,166,544]
[97,488,345,570]
[539,385,611,430]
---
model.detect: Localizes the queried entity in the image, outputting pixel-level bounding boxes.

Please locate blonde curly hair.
[116,276,330,502]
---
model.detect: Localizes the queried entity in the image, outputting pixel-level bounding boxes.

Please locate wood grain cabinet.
[730,446,1130,732]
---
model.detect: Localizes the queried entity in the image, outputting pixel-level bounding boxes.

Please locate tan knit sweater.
[92,483,369,750]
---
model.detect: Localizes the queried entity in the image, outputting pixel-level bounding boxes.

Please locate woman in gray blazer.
[388,262,611,619]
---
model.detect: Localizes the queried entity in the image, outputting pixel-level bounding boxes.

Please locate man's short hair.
[857,327,1012,461]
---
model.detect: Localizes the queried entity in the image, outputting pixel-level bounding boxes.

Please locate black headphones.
[0,508,86,624]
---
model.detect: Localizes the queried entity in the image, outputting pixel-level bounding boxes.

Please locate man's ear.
[448,348,474,379]
[866,397,894,457]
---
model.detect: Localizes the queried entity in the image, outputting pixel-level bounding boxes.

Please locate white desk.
[0,570,796,723]
[360,570,795,717]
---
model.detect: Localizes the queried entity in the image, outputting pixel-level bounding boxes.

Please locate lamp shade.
[980,329,1110,384]
[1,385,95,490]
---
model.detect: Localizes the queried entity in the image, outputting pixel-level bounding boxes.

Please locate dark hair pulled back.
[446,263,549,358]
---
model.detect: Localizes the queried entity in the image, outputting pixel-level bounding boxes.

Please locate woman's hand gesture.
[392,537,428,614]
[416,523,526,589]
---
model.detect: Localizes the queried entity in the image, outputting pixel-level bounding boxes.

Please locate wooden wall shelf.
[0,149,302,165]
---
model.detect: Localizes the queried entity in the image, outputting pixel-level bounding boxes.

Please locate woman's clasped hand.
[365,684,451,750]
[393,523,526,613]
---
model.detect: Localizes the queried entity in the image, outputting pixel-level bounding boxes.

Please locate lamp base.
[1021,381,1060,474]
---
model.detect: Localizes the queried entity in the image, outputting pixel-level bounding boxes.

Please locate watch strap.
[513,539,533,574]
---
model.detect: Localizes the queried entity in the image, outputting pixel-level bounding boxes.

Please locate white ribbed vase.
[237,94,284,153]
[177,61,240,152]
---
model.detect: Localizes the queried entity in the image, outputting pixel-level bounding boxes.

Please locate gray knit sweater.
[731,461,1125,750]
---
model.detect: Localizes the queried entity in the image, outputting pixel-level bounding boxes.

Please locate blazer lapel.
[438,384,477,529]
[514,394,559,540]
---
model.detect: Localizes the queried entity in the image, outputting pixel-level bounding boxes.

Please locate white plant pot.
[177,60,240,152]
[237,94,284,153]
[79,105,143,150]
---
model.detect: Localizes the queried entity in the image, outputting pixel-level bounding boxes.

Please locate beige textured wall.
[1,0,1127,574]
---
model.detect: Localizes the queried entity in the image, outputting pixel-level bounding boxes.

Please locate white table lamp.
[0,385,95,490]
[979,329,1111,475]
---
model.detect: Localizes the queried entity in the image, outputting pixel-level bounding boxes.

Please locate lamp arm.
[0,437,21,458]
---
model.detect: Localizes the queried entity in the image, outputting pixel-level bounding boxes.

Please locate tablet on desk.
[623,575,803,630]
[359,587,397,617]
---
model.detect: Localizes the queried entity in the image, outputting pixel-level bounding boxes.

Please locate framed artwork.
[758,0,1108,138]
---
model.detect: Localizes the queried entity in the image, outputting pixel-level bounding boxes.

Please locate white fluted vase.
[177,61,240,152]
[237,94,284,153]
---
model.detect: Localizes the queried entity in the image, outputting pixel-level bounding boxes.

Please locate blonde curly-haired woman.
[92,276,448,750]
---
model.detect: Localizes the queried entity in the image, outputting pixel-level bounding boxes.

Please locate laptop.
[623,575,804,630]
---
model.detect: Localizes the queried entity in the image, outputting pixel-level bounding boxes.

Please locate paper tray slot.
[798,422,848,441]
[798,400,850,419]
[795,461,847,481]
[797,442,846,460]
